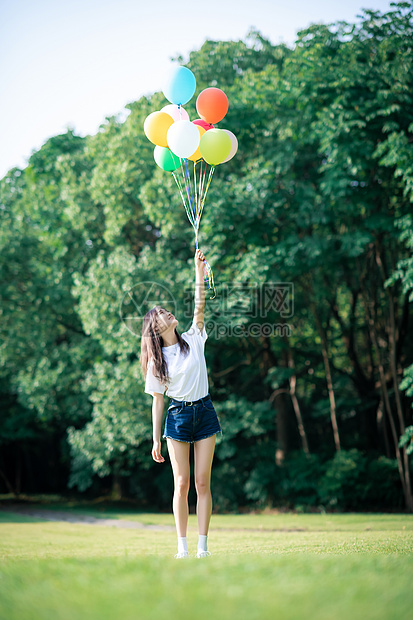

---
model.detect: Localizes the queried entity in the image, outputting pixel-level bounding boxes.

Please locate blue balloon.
[163,66,196,105]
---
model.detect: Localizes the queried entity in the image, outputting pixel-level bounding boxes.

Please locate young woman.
[140,249,222,558]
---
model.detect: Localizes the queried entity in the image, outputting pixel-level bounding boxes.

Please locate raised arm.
[194,248,206,331]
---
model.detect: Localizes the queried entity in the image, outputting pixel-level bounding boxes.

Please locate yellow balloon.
[144,111,174,147]
[188,125,206,161]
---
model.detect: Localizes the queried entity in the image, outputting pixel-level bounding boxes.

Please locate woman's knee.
[175,475,190,496]
[195,474,210,495]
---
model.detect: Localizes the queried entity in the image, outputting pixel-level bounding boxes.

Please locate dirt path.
[0,504,175,531]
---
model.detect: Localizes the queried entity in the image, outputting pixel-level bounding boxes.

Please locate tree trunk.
[321,335,341,452]
[15,446,22,496]
[287,345,310,455]
[274,391,289,466]
[260,333,292,466]
[376,397,391,458]
[0,467,15,495]
[311,304,341,452]
[375,243,413,511]
[359,272,412,511]
[111,467,122,500]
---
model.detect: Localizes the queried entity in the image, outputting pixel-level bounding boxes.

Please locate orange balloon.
[188,125,206,161]
[196,88,229,124]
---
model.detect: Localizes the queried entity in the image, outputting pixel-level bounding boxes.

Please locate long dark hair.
[140,307,190,384]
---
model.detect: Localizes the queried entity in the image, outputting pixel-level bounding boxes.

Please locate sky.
[0,0,394,179]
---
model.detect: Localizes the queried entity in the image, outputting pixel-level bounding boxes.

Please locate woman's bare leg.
[194,434,216,535]
[166,438,191,537]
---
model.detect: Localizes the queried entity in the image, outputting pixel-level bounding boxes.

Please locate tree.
[1,3,412,511]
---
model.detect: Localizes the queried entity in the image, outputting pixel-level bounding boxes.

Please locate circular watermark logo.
[119,281,177,336]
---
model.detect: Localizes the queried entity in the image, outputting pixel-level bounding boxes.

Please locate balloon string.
[175,170,193,225]
[172,171,194,227]
[200,162,208,219]
[197,160,204,235]
[196,161,216,299]
[204,260,216,300]
[198,160,206,219]
[199,160,204,220]
[172,160,216,300]
[199,165,215,222]
[193,159,198,218]
[199,160,206,220]
[183,159,197,225]
[195,164,200,248]
[194,159,202,242]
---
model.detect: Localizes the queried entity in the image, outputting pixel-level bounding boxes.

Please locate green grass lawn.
[0,507,412,620]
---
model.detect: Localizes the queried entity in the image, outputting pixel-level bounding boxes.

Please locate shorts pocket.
[168,403,183,414]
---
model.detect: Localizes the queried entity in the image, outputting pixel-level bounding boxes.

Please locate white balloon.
[221,130,238,163]
[161,104,190,122]
[167,120,200,159]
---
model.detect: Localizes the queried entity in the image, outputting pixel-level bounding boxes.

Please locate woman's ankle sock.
[197,534,208,553]
[177,537,188,554]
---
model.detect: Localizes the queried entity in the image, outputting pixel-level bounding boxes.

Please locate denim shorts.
[163,394,222,444]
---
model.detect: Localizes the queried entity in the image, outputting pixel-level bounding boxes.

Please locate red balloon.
[196,88,229,124]
[193,119,214,131]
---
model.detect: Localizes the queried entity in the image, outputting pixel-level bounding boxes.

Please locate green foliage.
[318,449,403,511]
[399,426,413,456]
[319,449,368,509]
[1,3,413,509]
[279,452,326,509]
[67,358,151,490]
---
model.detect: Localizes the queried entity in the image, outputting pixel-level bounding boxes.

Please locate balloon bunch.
[143,66,238,299]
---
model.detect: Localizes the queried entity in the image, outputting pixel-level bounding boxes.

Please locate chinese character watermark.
[120,281,294,338]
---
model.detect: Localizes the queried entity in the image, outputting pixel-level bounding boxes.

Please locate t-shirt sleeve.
[189,317,208,343]
[144,359,166,397]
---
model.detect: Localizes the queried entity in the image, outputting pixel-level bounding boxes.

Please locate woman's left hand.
[195,249,206,271]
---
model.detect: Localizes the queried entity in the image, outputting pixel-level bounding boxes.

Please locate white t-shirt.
[144,318,209,401]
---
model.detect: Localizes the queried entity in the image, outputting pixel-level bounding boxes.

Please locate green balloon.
[154,146,181,172]
[199,129,232,165]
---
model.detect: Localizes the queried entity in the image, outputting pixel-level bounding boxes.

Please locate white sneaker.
[174,551,189,559]
[196,550,211,558]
